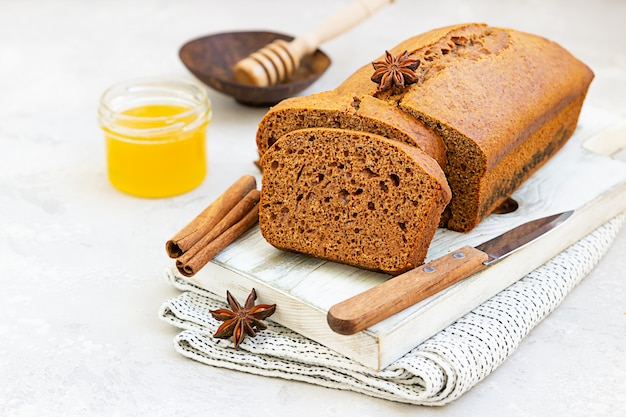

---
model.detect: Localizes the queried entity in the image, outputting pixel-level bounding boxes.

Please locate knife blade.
[327,210,574,335]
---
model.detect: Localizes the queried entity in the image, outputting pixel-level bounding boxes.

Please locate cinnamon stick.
[165,175,256,258]
[176,201,260,277]
[176,188,260,262]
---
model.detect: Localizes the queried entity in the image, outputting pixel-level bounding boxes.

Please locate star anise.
[210,288,276,349]
[371,50,420,91]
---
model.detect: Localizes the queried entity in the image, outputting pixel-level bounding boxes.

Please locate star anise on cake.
[371,50,420,91]
[210,288,276,349]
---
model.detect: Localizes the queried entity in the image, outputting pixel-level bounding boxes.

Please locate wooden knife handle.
[327,246,489,335]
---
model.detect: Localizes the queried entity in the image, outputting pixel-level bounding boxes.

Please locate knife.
[327,210,574,335]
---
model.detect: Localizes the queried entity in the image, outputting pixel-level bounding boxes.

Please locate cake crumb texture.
[259,128,451,275]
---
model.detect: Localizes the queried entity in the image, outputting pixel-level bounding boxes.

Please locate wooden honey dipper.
[233,0,394,86]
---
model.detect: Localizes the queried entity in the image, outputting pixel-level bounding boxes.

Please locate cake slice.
[259,128,451,275]
[256,91,447,168]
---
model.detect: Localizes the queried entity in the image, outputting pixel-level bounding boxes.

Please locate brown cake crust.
[401,25,591,230]
[259,128,451,274]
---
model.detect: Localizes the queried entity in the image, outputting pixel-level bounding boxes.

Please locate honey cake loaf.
[257,23,593,232]
[259,128,451,275]
[336,23,594,231]
[256,91,447,168]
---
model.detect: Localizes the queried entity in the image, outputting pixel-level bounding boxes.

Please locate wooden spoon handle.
[327,246,488,335]
[289,0,394,59]
[234,0,393,86]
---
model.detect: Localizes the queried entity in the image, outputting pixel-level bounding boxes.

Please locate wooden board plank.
[172,106,626,370]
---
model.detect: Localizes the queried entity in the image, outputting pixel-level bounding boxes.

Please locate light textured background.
[1,0,625,416]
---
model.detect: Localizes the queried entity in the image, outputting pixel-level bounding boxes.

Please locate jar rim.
[98,76,212,138]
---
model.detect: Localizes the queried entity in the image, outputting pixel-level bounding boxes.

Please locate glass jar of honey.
[98,77,212,198]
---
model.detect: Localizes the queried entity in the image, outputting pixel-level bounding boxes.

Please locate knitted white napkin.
[159,214,625,405]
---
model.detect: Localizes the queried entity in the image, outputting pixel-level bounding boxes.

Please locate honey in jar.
[98,78,212,198]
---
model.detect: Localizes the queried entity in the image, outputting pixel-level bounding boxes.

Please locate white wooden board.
[171,106,626,370]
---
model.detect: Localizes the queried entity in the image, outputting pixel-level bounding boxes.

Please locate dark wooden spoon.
[179,31,331,107]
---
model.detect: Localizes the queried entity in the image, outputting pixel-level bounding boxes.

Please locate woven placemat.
[159,214,624,405]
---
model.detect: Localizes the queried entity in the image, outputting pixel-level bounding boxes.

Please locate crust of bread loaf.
[397,25,592,167]
[398,25,592,230]
[259,128,451,274]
